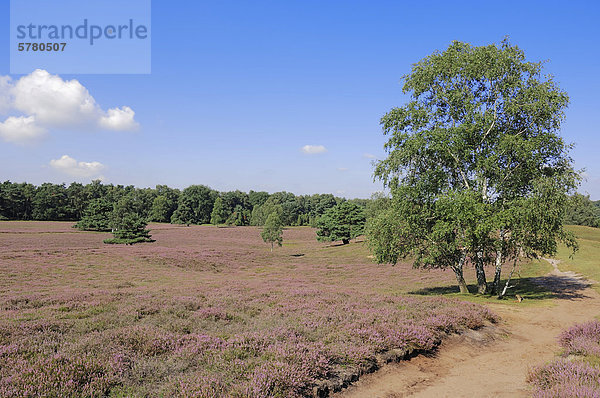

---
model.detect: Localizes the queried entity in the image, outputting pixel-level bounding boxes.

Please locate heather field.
[528,320,600,397]
[0,222,498,397]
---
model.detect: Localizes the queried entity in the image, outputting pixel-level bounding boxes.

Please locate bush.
[559,320,600,357]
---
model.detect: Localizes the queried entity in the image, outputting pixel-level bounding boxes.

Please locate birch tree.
[368,39,578,295]
[261,212,283,252]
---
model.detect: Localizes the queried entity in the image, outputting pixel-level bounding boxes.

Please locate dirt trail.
[337,260,600,398]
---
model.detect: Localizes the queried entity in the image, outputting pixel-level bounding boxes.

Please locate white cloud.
[99,106,139,131]
[0,69,138,144]
[49,155,105,178]
[0,116,47,144]
[12,69,99,126]
[363,153,376,159]
[0,76,12,114]
[337,167,348,172]
[301,145,327,154]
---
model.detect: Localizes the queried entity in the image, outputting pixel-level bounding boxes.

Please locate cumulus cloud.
[0,69,138,144]
[301,145,327,155]
[363,153,376,159]
[0,116,47,144]
[0,76,12,114]
[12,69,99,126]
[99,106,139,131]
[49,155,105,178]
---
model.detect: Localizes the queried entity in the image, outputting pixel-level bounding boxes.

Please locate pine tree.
[104,196,154,244]
[75,198,112,231]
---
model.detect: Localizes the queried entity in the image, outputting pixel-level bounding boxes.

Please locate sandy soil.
[337,260,600,398]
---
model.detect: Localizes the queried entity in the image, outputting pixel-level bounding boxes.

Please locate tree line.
[0,179,595,230]
[0,179,371,227]
[564,193,600,228]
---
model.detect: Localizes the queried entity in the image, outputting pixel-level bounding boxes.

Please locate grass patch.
[555,225,600,288]
[408,259,560,307]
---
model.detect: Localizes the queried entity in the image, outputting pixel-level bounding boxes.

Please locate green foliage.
[365,192,391,220]
[226,205,250,226]
[105,196,153,244]
[251,202,284,226]
[210,197,228,225]
[250,192,340,227]
[170,198,195,226]
[150,185,180,223]
[369,39,578,294]
[66,182,87,220]
[0,180,354,229]
[261,212,283,251]
[150,196,171,223]
[564,193,600,228]
[316,201,366,244]
[0,181,35,220]
[75,198,112,232]
[251,192,298,226]
[32,183,73,221]
[171,185,217,225]
[248,190,270,209]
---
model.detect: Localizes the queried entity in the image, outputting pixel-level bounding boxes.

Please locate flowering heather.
[528,320,600,398]
[528,360,600,398]
[0,222,496,397]
[559,320,600,357]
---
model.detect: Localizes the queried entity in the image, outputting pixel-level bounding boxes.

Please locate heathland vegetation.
[528,320,600,396]
[1,39,599,397]
[0,222,497,397]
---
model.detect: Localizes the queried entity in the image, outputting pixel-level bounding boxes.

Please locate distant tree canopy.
[171,185,217,225]
[564,193,600,228]
[251,201,284,227]
[170,197,195,226]
[367,39,579,296]
[316,202,366,245]
[210,197,228,225]
[210,191,252,226]
[150,185,180,223]
[0,180,356,229]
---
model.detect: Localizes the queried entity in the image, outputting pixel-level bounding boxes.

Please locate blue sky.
[0,0,598,199]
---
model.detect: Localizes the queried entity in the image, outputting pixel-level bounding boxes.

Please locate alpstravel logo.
[10,0,151,74]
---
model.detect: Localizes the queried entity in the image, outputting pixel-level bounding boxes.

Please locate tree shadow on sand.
[409,274,592,301]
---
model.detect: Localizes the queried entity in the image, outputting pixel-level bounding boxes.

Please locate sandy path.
[337,260,600,398]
